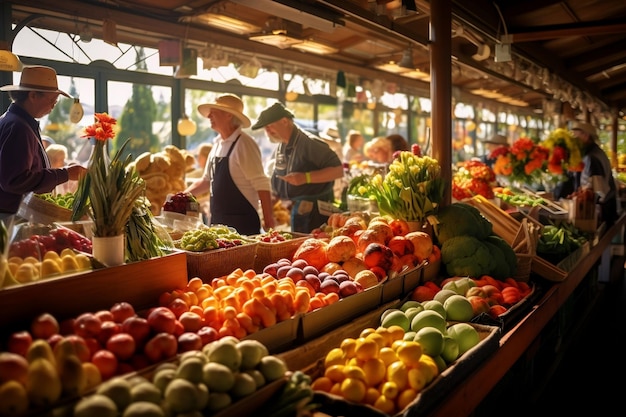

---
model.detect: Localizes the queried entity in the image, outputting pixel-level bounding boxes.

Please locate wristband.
[305,172,312,184]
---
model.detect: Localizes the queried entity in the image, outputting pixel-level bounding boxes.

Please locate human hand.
[66,164,87,180]
[277,172,306,186]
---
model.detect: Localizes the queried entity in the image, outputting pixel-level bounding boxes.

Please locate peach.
[286,267,305,283]
[277,265,292,279]
[339,281,359,298]
[341,256,367,278]
[389,218,410,236]
[7,331,32,356]
[121,316,151,347]
[320,279,340,295]
[303,265,319,276]
[144,332,178,363]
[388,236,415,257]
[357,229,387,253]
[147,306,177,334]
[263,263,280,278]
[110,302,136,324]
[178,311,204,333]
[74,312,103,339]
[291,259,309,269]
[168,298,190,318]
[177,332,203,353]
[65,334,92,363]
[0,352,29,385]
[467,295,491,316]
[106,332,136,361]
[411,285,437,302]
[92,349,118,380]
[367,221,394,244]
[197,326,219,345]
[363,243,394,271]
[97,321,121,345]
[354,270,378,290]
[94,310,115,323]
[404,231,433,262]
[304,274,322,292]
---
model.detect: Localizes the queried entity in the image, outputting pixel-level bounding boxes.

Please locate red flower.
[81,112,117,141]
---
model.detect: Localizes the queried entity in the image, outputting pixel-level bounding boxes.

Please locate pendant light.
[69,98,84,123]
[177,114,197,136]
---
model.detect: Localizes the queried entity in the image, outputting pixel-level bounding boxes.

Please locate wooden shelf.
[425,213,626,417]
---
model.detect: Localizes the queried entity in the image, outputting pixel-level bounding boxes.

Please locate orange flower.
[81,112,117,142]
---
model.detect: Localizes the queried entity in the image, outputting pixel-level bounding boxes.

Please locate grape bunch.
[256,229,293,243]
[162,192,198,215]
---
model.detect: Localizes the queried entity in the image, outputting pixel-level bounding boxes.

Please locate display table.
[425,213,626,417]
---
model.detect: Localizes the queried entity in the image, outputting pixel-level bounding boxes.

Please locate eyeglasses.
[37,92,59,105]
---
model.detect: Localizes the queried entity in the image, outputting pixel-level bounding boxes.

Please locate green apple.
[446,323,480,356]
[410,310,446,333]
[413,327,444,357]
[443,294,474,322]
[441,335,460,363]
[381,310,410,332]
[422,299,447,320]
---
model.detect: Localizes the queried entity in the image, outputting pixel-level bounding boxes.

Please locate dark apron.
[209,136,261,235]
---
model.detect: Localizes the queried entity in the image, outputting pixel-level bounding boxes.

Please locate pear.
[122,401,166,417]
[74,253,92,270]
[26,358,62,407]
[0,380,29,416]
[152,368,176,395]
[61,255,79,273]
[15,262,40,283]
[130,381,162,404]
[175,356,204,383]
[82,362,103,392]
[57,354,87,396]
[41,258,62,278]
[236,339,268,370]
[96,377,132,411]
[73,394,118,417]
[53,337,77,363]
[26,339,56,365]
[1,265,20,288]
[163,378,198,414]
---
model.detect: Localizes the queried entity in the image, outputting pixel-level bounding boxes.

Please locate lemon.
[374,326,393,347]
[386,360,408,390]
[340,377,366,403]
[396,341,423,367]
[380,381,399,399]
[373,394,396,414]
[386,325,406,342]
[342,365,366,382]
[365,332,386,350]
[361,357,386,387]
[354,338,378,361]
[359,327,377,338]
[396,387,418,410]
[363,387,380,405]
[407,367,427,391]
[340,338,357,359]
[324,347,345,368]
[378,347,398,367]
[419,355,441,381]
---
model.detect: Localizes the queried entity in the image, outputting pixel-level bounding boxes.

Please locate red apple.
[363,243,394,271]
[121,316,151,347]
[178,311,204,333]
[47,333,64,350]
[369,266,387,282]
[110,302,136,324]
[84,337,102,358]
[30,313,60,340]
[173,320,185,337]
[6,331,32,356]
[411,285,437,302]
[94,310,115,323]
[0,352,29,385]
[147,306,177,334]
[106,333,136,361]
[144,333,178,363]
[73,313,102,339]
[91,349,118,380]
[197,326,219,345]
[177,332,203,353]
[59,318,75,335]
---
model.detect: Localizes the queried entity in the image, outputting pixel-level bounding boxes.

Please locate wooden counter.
[426,213,626,417]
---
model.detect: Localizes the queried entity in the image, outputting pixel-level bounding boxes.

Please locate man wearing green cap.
[252,102,343,233]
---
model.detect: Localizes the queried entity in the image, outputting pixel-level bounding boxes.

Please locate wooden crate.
[183,242,258,282]
[0,252,188,333]
[252,232,310,273]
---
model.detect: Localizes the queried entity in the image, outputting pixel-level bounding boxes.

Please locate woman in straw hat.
[184,94,274,234]
[0,65,86,221]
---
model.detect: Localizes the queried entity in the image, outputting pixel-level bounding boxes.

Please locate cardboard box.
[402,262,425,295]
[0,252,188,333]
[243,314,301,354]
[380,274,403,304]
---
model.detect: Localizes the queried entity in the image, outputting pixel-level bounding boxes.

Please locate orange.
[354,337,378,361]
[311,376,333,392]
[380,381,399,399]
[378,347,398,367]
[373,394,396,414]
[396,387,418,410]
[363,387,381,405]
[324,347,345,368]
[361,357,386,387]
[325,364,346,383]
[339,338,357,359]
[386,360,408,390]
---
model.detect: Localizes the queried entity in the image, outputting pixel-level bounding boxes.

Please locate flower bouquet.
[492,137,549,189]
[541,127,583,174]
[72,113,145,239]
[357,150,446,225]
[452,160,496,200]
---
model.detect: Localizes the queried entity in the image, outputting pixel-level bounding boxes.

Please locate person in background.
[387,133,410,154]
[343,129,365,164]
[41,135,55,149]
[0,65,86,221]
[187,142,213,179]
[479,134,508,168]
[45,143,78,194]
[252,102,343,233]
[366,136,394,164]
[184,94,274,235]
[571,122,618,227]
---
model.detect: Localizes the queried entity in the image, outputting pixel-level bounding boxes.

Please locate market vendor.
[0,65,86,221]
[252,102,343,233]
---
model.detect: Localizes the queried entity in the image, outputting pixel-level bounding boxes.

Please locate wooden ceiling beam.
[510,21,626,43]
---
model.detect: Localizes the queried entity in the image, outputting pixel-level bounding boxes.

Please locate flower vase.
[92,234,125,267]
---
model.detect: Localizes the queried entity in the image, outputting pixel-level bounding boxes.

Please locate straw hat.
[481,134,508,145]
[0,65,70,98]
[197,94,251,128]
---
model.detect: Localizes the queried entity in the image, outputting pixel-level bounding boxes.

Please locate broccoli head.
[441,235,493,278]
[434,203,493,244]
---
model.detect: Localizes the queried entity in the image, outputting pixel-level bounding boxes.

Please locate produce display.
[35,192,76,210]
[536,221,588,263]
[161,191,199,216]
[176,225,252,252]
[3,249,92,287]
[254,229,294,243]
[8,227,92,258]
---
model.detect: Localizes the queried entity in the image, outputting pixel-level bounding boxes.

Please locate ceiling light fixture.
[79,24,93,43]
[249,33,302,49]
[0,44,22,72]
[291,40,338,55]
[199,13,261,35]
[102,19,118,46]
[472,44,491,61]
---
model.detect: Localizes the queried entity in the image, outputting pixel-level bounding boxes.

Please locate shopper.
[45,143,78,194]
[366,136,394,164]
[0,65,86,221]
[387,133,410,153]
[251,102,343,233]
[187,142,213,179]
[343,129,366,164]
[479,134,508,168]
[184,94,274,235]
[572,122,619,227]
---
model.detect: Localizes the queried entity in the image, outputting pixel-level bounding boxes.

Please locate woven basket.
[184,242,258,282]
[511,218,539,282]
[253,232,310,273]
[18,193,74,224]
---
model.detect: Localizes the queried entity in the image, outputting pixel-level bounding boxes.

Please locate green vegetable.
[441,235,493,278]
[262,371,316,417]
[434,202,493,244]
[485,235,517,278]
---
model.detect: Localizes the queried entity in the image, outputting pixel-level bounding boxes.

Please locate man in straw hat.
[184,94,274,234]
[251,102,343,233]
[571,121,618,226]
[0,65,86,220]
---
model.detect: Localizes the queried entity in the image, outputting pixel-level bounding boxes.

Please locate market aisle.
[526,270,626,415]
